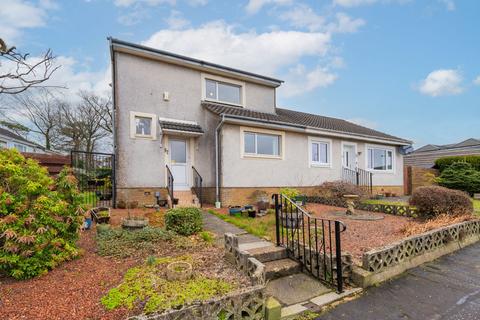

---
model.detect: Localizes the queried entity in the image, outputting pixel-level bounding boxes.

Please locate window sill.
[203,98,244,108]
[133,135,155,140]
[366,169,395,174]
[310,163,332,168]
[242,153,283,160]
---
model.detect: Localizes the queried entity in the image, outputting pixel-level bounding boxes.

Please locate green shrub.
[280,188,300,199]
[165,207,203,236]
[409,186,473,217]
[199,231,215,244]
[96,226,174,258]
[436,162,480,195]
[0,149,81,279]
[435,155,480,172]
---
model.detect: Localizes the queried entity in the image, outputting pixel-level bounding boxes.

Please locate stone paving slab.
[266,273,331,306]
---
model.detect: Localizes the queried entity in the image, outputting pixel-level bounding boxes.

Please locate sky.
[1,0,479,148]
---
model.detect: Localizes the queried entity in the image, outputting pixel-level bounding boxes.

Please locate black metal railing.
[192,166,203,208]
[166,165,174,205]
[70,150,116,208]
[273,194,346,292]
[342,166,373,194]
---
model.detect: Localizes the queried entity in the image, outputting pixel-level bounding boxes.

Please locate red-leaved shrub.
[318,181,368,200]
[409,186,473,218]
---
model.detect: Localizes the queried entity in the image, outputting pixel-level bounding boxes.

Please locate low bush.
[96,226,174,258]
[0,149,81,279]
[280,188,300,199]
[435,155,480,172]
[165,207,203,236]
[409,186,473,217]
[436,162,480,195]
[317,181,368,200]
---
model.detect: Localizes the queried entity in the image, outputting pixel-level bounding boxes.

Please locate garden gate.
[273,194,347,292]
[70,151,116,208]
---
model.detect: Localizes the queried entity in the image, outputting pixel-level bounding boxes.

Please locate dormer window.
[202,74,244,106]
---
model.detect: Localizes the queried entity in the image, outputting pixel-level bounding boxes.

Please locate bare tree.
[58,92,111,153]
[78,91,113,133]
[0,38,60,95]
[11,89,63,150]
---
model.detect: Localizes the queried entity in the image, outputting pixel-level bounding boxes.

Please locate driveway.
[318,242,480,320]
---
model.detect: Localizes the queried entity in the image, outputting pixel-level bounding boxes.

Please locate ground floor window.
[130,111,157,139]
[13,143,27,152]
[309,138,331,167]
[243,131,281,157]
[367,146,393,171]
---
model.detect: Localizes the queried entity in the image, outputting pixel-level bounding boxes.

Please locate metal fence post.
[274,194,280,246]
[335,221,343,293]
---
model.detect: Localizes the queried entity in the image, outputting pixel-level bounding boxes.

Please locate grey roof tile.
[159,120,204,133]
[203,102,410,144]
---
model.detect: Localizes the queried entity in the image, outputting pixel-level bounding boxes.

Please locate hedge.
[435,155,480,172]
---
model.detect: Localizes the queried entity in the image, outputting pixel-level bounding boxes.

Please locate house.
[109,38,412,207]
[404,138,480,168]
[0,127,47,154]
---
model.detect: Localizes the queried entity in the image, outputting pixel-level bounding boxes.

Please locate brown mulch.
[306,203,477,265]
[109,208,167,227]
[0,214,250,320]
[0,230,134,320]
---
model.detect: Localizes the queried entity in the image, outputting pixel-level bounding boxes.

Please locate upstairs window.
[367,147,393,171]
[205,78,242,105]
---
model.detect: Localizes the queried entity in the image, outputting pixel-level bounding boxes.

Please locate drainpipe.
[215,114,225,207]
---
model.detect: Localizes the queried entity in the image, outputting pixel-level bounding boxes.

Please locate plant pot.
[294,195,306,206]
[247,209,256,218]
[229,206,242,215]
[90,207,111,224]
[166,261,193,281]
[244,205,254,210]
[256,201,269,211]
[121,217,149,230]
[173,198,179,205]
[158,199,168,207]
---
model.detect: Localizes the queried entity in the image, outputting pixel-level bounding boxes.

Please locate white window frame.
[0,140,6,148]
[130,111,157,140]
[365,144,395,173]
[201,73,245,107]
[240,126,284,159]
[308,137,332,168]
[13,143,27,152]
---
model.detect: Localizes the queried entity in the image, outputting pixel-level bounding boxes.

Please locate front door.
[169,139,188,190]
[343,144,356,169]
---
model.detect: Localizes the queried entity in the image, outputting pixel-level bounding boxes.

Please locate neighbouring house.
[109,38,412,207]
[0,127,47,154]
[404,138,480,168]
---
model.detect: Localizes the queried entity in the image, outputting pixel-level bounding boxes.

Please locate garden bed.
[0,219,249,319]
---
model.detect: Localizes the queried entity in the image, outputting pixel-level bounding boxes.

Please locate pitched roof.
[203,102,411,144]
[159,119,204,134]
[412,138,480,154]
[0,127,42,147]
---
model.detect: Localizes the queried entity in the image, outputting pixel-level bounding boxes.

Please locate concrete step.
[248,246,288,263]
[264,258,301,281]
[173,191,200,208]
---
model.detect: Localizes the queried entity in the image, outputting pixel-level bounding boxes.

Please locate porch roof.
[159,118,204,135]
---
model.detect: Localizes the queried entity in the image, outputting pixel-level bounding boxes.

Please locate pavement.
[318,242,480,320]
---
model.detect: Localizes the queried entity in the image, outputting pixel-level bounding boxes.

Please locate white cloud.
[113,0,175,7]
[0,0,55,43]
[245,0,292,14]
[439,0,455,11]
[280,5,364,34]
[418,69,464,97]
[188,0,207,6]
[143,21,330,75]
[118,8,149,26]
[333,0,377,7]
[473,76,480,86]
[283,64,337,97]
[165,10,190,30]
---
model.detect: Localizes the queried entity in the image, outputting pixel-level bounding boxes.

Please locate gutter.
[215,114,225,205]
[108,36,118,207]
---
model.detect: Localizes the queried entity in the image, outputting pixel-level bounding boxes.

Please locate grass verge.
[208,209,276,240]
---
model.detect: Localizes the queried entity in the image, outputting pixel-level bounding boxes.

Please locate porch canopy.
[159,117,204,137]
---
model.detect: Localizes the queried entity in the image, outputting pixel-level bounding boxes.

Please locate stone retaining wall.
[362,220,480,273]
[129,285,265,320]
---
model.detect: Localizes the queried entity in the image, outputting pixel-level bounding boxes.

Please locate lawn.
[473,199,480,215]
[362,199,410,206]
[208,209,277,241]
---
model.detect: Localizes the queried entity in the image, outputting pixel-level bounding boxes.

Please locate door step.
[248,246,287,263]
[264,259,301,281]
[172,190,200,208]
